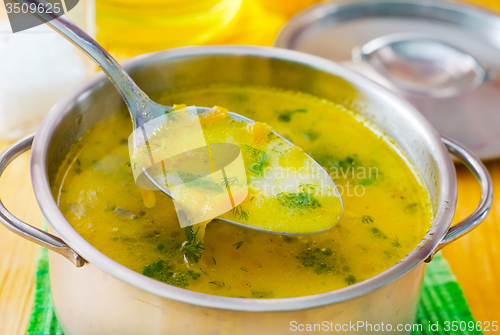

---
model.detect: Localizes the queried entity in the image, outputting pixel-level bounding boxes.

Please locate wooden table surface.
[0,139,499,334]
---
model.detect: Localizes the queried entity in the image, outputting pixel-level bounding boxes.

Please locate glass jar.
[0,0,95,140]
[96,0,287,60]
[96,0,242,58]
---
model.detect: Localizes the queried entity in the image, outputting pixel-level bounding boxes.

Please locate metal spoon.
[19,1,342,235]
[353,33,494,98]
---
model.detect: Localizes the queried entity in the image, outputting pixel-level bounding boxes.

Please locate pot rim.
[30,45,456,312]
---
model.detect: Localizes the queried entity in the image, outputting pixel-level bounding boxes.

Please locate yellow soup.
[53,85,433,299]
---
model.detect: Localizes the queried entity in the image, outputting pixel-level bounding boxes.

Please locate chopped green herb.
[212,256,217,265]
[297,247,336,275]
[76,159,81,166]
[242,145,268,176]
[278,113,291,122]
[182,226,204,263]
[209,281,225,287]
[233,241,244,249]
[405,202,418,213]
[361,215,374,224]
[277,108,307,122]
[142,260,200,288]
[371,227,387,239]
[392,236,401,247]
[282,235,298,243]
[199,268,208,276]
[240,267,248,272]
[143,260,164,278]
[345,274,357,285]
[313,154,361,171]
[278,192,321,211]
[358,178,374,186]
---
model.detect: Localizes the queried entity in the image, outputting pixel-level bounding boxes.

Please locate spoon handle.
[14,0,155,124]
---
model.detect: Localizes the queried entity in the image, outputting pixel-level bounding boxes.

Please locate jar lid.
[275,0,500,160]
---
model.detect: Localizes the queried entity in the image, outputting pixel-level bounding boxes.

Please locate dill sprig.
[221,176,239,187]
[182,226,205,263]
[232,204,248,221]
[392,236,401,248]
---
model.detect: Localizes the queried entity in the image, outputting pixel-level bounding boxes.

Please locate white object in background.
[0,0,95,140]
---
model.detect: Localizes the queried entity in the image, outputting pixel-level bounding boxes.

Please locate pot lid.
[275,0,500,160]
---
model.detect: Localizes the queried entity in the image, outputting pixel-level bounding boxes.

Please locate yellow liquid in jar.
[95,0,286,59]
[96,0,241,58]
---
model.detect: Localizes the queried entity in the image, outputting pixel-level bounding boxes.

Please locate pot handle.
[425,136,494,262]
[0,135,86,267]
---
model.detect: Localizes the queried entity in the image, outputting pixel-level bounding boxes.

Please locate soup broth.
[53,85,432,299]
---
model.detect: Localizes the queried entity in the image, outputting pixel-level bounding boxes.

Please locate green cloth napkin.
[413,254,481,335]
[26,248,63,335]
[26,248,480,335]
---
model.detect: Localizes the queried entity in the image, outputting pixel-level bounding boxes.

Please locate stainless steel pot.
[0,46,493,335]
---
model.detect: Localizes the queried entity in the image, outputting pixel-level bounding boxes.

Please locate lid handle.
[354,33,494,98]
